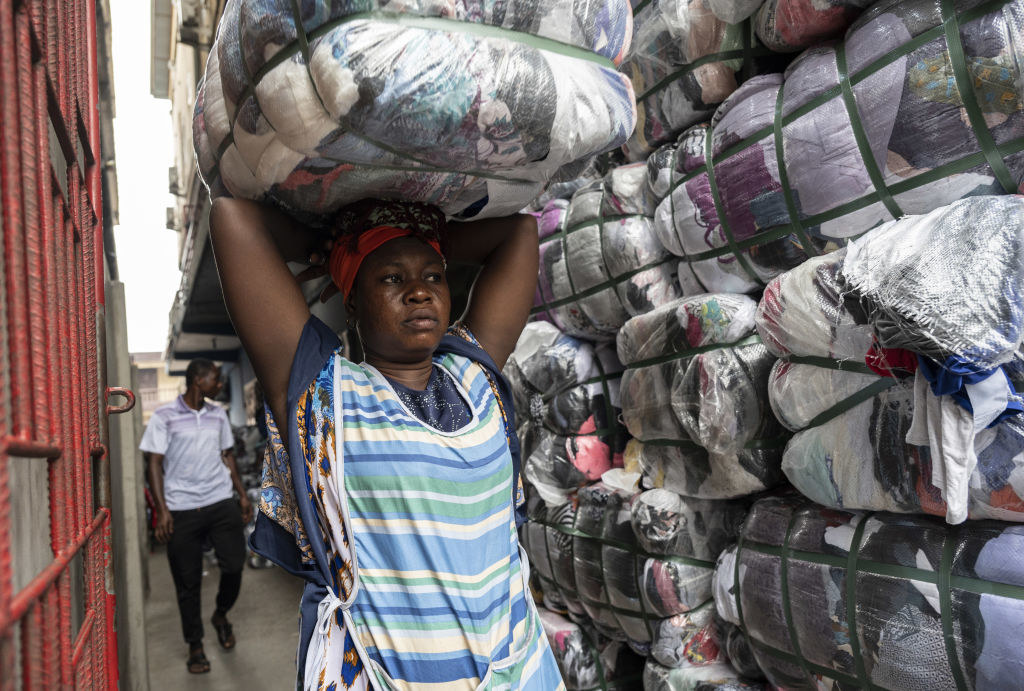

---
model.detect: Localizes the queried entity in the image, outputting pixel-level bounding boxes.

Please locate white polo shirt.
[139,395,235,511]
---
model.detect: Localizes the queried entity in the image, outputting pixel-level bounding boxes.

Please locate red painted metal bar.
[0,438,61,459]
[6,509,108,630]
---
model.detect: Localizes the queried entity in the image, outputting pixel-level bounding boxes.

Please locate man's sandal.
[186,647,211,674]
[211,614,236,650]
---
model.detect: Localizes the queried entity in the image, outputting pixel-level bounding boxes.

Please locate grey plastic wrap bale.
[519,489,589,620]
[538,608,648,690]
[620,0,765,161]
[534,163,682,341]
[616,293,786,499]
[754,198,1024,523]
[646,0,1024,298]
[713,494,1024,690]
[505,321,628,505]
[192,0,637,221]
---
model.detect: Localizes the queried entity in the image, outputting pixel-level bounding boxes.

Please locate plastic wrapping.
[535,163,682,341]
[538,608,647,690]
[643,659,767,690]
[621,0,763,160]
[752,0,874,52]
[617,294,785,498]
[714,495,1024,690]
[521,481,739,655]
[752,202,1024,522]
[194,0,637,220]
[506,321,628,503]
[648,0,1024,297]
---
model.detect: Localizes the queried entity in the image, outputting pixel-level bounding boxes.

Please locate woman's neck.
[367,357,434,390]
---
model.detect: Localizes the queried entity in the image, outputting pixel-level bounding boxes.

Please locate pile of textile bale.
[617,293,786,497]
[534,163,681,341]
[711,0,874,51]
[506,321,629,504]
[646,0,1024,297]
[193,0,638,220]
[714,494,1024,689]
[756,195,1024,524]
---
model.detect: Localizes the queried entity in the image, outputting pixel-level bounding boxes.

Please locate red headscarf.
[328,226,443,298]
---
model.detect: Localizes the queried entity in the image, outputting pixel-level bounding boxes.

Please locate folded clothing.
[194,0,637,220]
[647,0,1024,297]
[535,163,682,341]
[617,294,786,498]
[714,495,1024,690]
[506,321,627,502]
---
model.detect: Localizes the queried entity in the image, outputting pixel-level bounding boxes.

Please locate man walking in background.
[140,358,254,674]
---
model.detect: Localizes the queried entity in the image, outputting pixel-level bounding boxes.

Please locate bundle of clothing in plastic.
[538,608,647,690]
[617,293,786,498]
[621,0,770,160]
[535,163,681,341]
[505,321,628,504]
[756,196,1024,524]
[193,0,638,220]
[520,476,748,657]
[714,494,1024,690]
[647,0,1024,297]
[709,0,873,52]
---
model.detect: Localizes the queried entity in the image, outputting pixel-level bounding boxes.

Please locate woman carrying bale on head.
[210,197,565,690]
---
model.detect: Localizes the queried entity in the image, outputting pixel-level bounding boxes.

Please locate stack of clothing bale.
[193,0,638,220]
[714,494,1024,689]
[506,321,628,505]
[534,163,681,341]
[646,0,1024,297]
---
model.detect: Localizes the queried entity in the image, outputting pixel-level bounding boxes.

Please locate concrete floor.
[145,545,305,689]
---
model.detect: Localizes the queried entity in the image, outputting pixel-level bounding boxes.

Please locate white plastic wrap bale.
[538,608,647,690]
[521,481,747,657]
[706,0,874,51]
[520,483,737,655]
[193,0,638,221]
[754,197,1024,522]
[713,495,1024,690]
[643,659,768,690]
[646,0,1024,297]
[616,293,786,499]
[534,163,682,341]
[620,0,776,161]
[505,321,628,504]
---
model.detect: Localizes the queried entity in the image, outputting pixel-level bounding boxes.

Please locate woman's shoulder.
[289,316,348,404]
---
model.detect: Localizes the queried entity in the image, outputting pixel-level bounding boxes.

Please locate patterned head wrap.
[328,199,447,297]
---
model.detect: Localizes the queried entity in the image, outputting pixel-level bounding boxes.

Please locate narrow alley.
[145,548,304,689]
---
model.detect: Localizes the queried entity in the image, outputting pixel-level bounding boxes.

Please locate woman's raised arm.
[209,197,316,432]
[446,214,539,369]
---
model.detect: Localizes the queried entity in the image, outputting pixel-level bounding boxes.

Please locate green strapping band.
[541,368,623,405]
[624,334,764,370]
[834,42,904,221]
[772,82,820,258]
[940,0,1017,193]
[845,512,871,689]
[636,43,776,102]
[702,127,764,285]
[783,355,881,376]
[529,253,675,316]
[940,530,970,691]
[638,435,789,451]
[779,511,815,682]
[797,378,897,432]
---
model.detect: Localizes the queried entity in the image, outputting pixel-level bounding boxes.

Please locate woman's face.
[347,236,450,364]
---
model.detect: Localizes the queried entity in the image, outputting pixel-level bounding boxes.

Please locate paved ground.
[145,544,304,689]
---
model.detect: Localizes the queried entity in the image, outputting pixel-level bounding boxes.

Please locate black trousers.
[166,497,246,645]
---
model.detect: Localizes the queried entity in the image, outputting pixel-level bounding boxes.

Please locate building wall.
[132,353,185,424]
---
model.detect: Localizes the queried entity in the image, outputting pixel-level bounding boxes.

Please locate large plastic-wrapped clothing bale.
[534,163,682,342]
[620,0,778,161]
[521,478,729,655]
[754,199,1024,523]
[716,617,765,680]
[538,609,648,690]
[711,0,874,52]
[647,0,1024,298]
[616,293,786,499]
[505,321,628,504]
[643,660,768,690]
[714,495,1024,690]
[193,0,637,220]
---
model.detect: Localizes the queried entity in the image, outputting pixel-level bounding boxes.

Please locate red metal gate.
[0,0,128,688]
